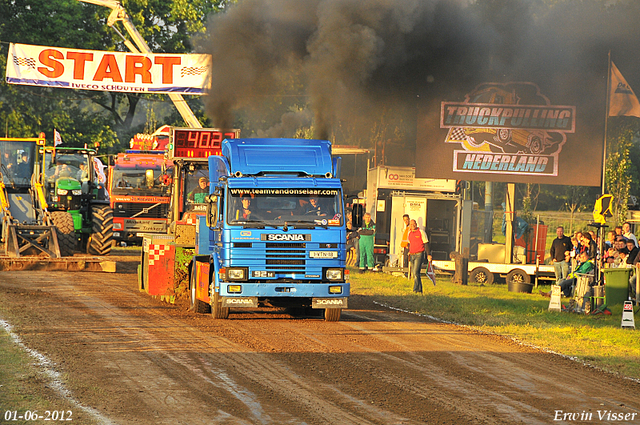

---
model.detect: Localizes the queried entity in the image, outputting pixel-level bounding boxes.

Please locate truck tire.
[469,267,494,285]
[211,290,229,319]
[324,308,341,322]
[87,205,114,256]
[190,264,211,314]
[50,211,77,256]
[506,268,530,285]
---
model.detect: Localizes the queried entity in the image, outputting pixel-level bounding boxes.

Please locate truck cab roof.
[221,138,333,177]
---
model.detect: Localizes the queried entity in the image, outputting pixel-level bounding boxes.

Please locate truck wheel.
[469,267,494,285]
[190,264,211,314]
[50,211,77,256]
[87,205,114,255]
[506,268,530,285]
[324,308,341,322]
[211,290,229,319]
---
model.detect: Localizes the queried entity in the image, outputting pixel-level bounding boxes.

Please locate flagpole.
[601,51,611,196]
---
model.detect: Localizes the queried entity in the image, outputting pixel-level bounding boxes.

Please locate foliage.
[605,127,634,224]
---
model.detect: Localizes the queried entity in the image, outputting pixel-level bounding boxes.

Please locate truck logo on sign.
[261,234,310,241]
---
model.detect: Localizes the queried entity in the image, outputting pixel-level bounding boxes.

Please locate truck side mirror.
[352,204,364,228]
[205,195,218,227]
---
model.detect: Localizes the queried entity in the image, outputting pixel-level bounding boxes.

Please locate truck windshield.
[227,188,344,226]
[182,165,209,212]
[111,166,171,197]
[0,141,36,186]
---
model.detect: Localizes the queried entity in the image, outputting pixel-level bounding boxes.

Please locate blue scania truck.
[190,138,348,321]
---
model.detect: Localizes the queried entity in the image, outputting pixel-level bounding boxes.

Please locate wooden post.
[451,250,468,285]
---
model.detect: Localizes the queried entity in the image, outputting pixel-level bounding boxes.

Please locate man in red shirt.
[407,219,432,293]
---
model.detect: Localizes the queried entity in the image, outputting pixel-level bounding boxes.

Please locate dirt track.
[1,251,639,424]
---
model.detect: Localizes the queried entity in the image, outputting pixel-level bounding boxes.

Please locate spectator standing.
[622,222,638,248]
[346,218,359,267]
[605,231,616,249]
[582,232,598,261]
[550,226,572,284]
[614,225,623,237]
[358,213,376,273]
[407,219,432,293]
[626,239,639,266]
[399,214,410,269]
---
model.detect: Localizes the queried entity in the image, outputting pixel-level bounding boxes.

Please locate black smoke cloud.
[202,0,640,151]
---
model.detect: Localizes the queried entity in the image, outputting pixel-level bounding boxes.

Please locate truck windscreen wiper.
[235,219,279,229]
[285,220,328,229]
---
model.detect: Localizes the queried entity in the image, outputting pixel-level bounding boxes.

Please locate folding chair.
[571,272,594,313]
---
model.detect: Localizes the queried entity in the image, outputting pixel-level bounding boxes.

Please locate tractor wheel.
[87,205,114,256]
[50,211,77,256]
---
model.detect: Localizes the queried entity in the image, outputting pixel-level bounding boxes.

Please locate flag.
[593,194,614,224]
[609,62,640,117]
[93,157,107,184]
[53,129,62,146]
[426,260,436,286]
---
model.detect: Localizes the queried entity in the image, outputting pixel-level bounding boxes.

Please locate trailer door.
[389,194,427,265]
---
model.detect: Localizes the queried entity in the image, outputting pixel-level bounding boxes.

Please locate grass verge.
[350,268,640,380]
[0,323,80,423]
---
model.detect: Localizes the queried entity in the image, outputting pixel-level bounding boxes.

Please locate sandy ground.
[1,252,639,425]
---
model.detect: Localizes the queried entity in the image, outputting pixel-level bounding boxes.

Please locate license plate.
[310,251,338,258]
[252,271,275,278]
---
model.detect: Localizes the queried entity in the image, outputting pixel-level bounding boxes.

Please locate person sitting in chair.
[555,251,594,298]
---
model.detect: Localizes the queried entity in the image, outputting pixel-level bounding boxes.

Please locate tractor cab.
[41,146,113,255]
[43,149,92,212]
[0,140,39,223]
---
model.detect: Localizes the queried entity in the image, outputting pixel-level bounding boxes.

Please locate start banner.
[6,43,210,95]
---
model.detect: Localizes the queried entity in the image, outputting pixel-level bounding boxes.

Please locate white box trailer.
[364,166,461,266]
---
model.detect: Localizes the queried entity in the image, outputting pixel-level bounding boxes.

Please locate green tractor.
[43,146,114,255]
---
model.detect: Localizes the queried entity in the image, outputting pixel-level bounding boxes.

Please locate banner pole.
[601,50,612,196]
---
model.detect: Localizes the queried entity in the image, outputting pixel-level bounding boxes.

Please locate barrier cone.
[548,285,562,312]
[621,301,636,330]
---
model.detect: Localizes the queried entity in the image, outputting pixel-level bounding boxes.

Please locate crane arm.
[78,0,203,128]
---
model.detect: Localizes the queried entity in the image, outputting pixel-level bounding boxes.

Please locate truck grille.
[266,259,305,265]
[266,243,306,249]
[263,242,307,272]
[114,202,169,219]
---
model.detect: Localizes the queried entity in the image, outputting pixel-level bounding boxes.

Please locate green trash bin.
[603,268,632,306]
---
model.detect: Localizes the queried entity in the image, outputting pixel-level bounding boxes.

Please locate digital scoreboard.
[170,128,240,159]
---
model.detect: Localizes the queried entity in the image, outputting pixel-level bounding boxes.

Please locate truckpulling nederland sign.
[6,43,210,95]
[416,82,603,187]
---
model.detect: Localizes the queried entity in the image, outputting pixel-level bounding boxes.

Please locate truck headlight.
[324,268,344,281]
[329,286,343,294]
[57,189,68,195]
[72,189,82,196]
[226,267,247,281]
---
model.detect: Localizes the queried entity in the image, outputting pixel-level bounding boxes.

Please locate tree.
[605,128,634,224]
